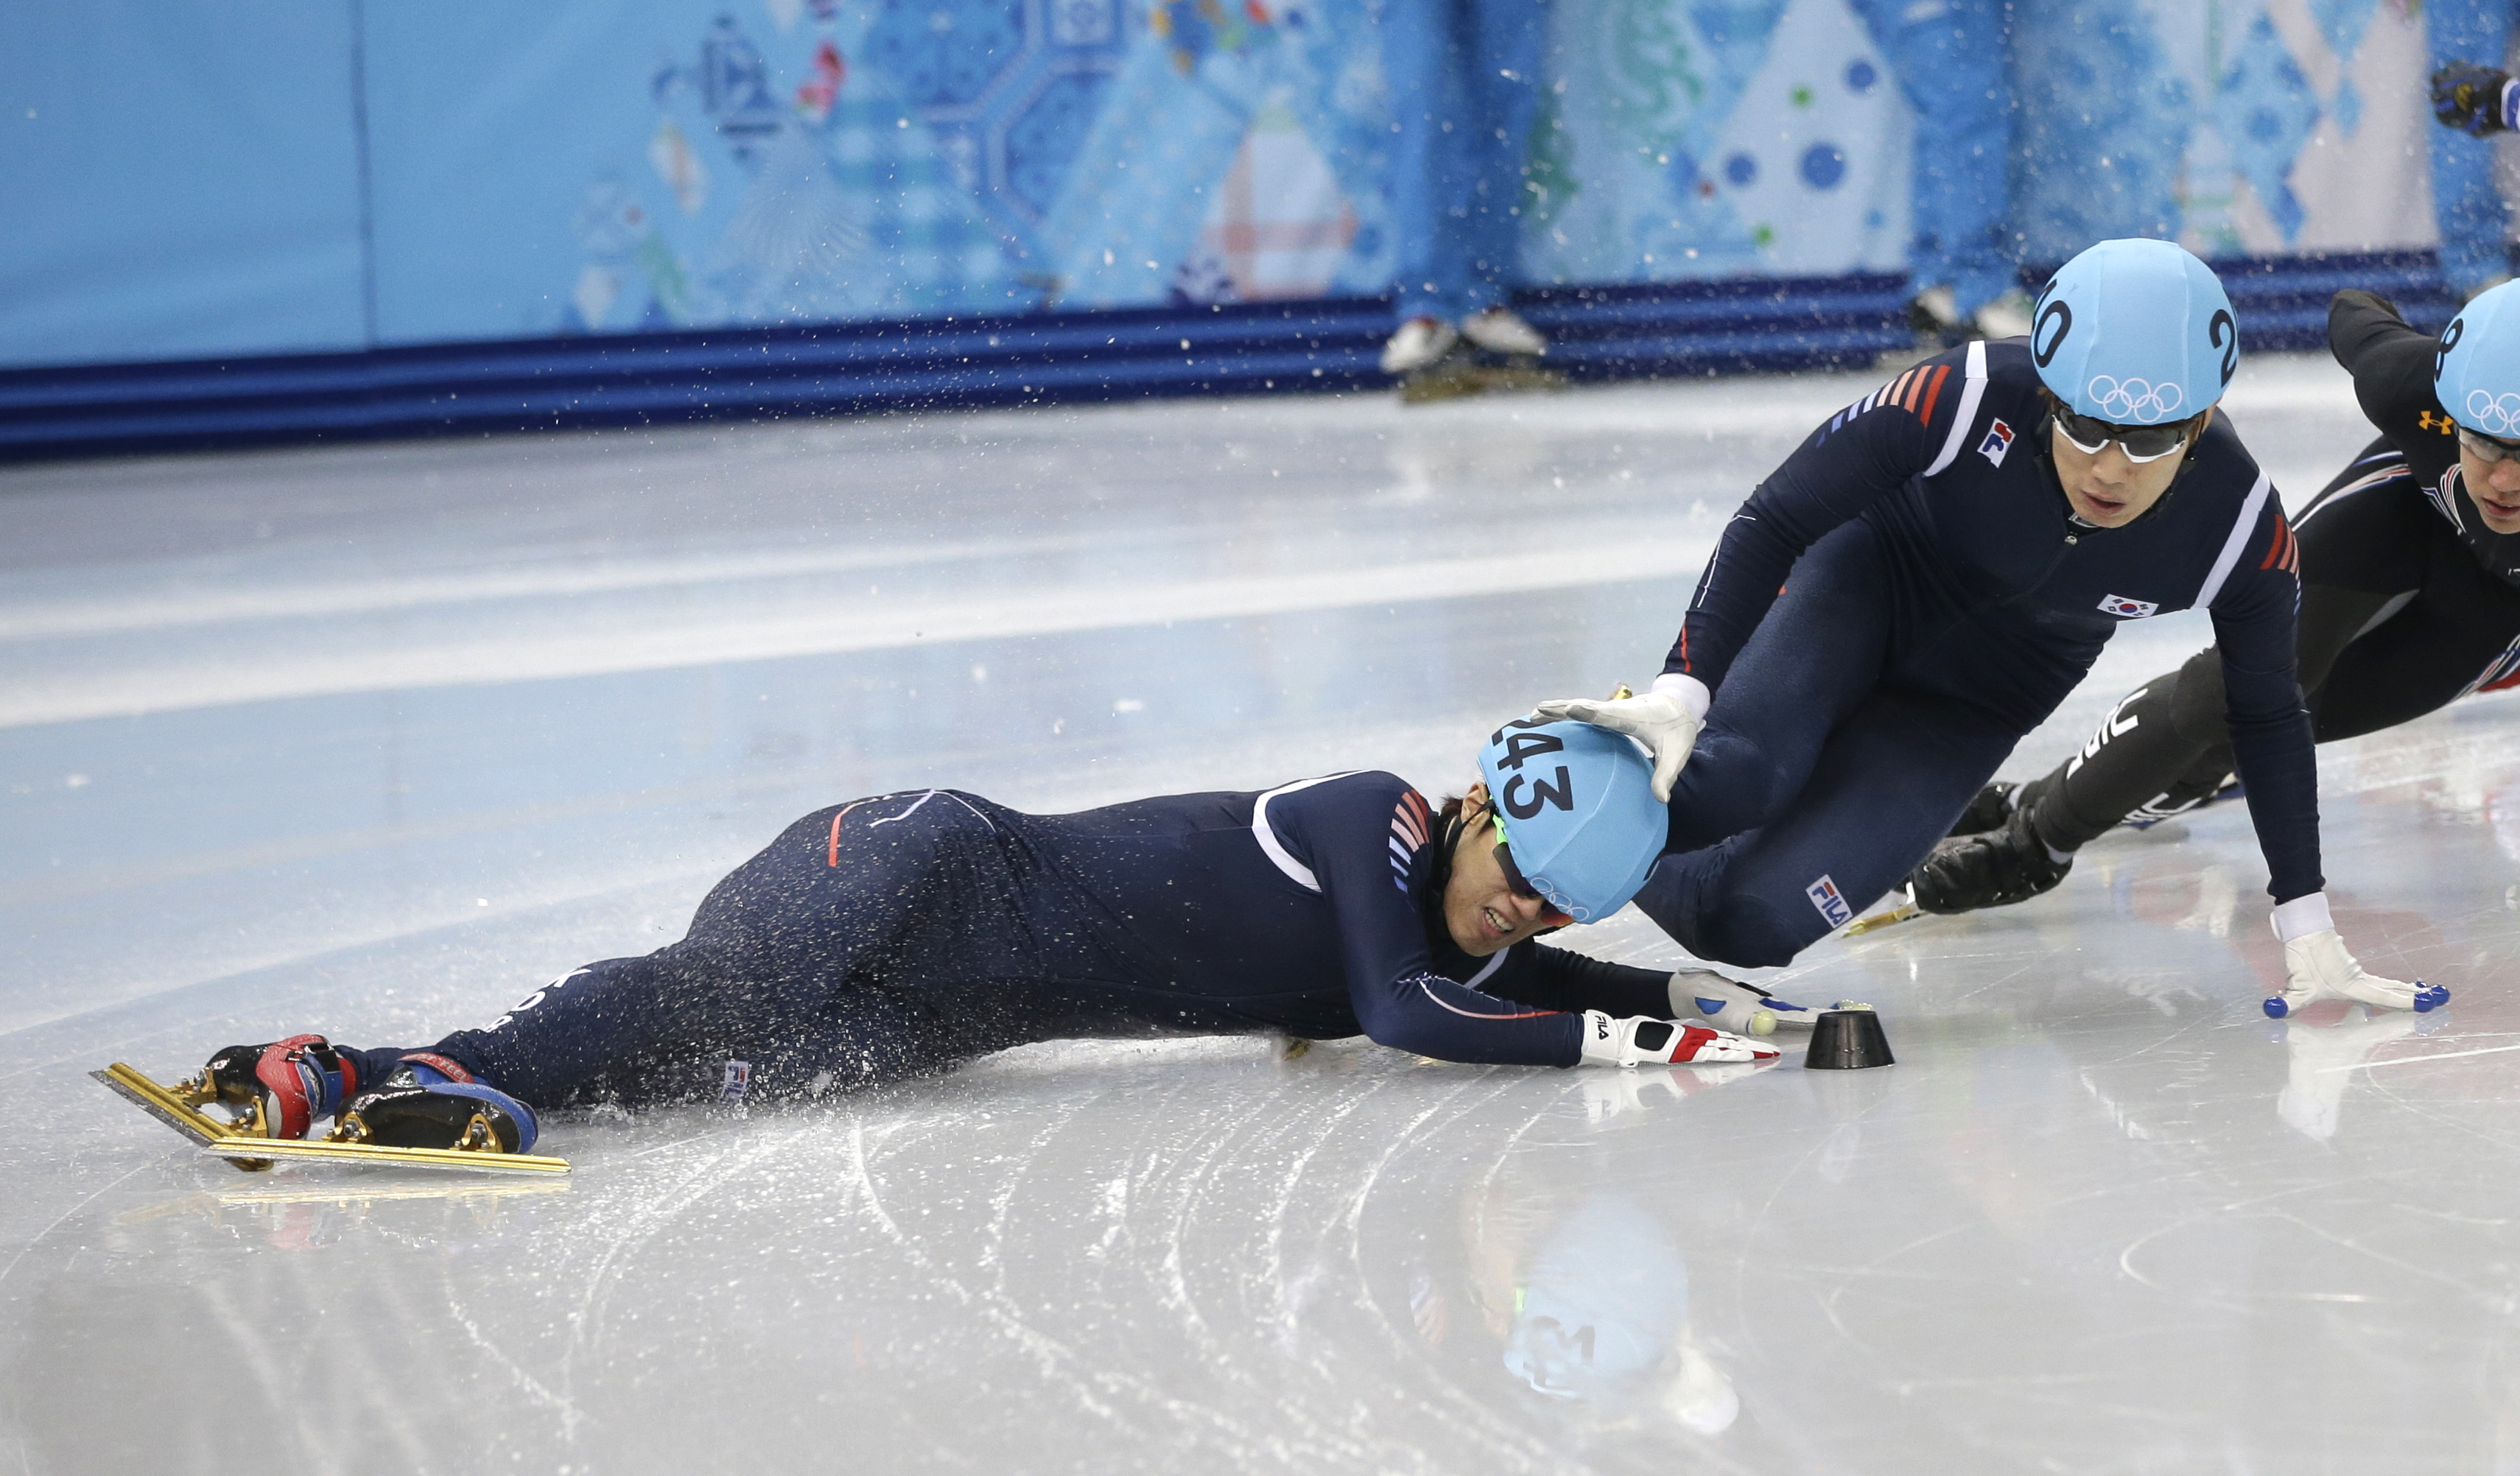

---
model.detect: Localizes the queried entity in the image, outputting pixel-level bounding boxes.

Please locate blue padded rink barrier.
[8,349,2520,1471]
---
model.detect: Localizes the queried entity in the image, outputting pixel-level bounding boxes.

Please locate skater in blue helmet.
[120,718,1789,1160]
[1917,280,2520,1003]
[1536,238,2446,1020]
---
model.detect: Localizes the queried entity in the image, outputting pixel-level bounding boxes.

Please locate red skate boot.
[192,1035,365,1140]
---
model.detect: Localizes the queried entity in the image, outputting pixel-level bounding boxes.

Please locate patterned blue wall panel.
[0,4,368,368]
[0,0,2482,369]
[863,0,1031,110]
[1003,71,1118,220]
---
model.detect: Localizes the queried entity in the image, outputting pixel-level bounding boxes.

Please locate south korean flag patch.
[1976,418,2014,468]
[2098,594,2159,619]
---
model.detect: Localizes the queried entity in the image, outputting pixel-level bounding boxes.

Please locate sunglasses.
[1489,812,1573,926]
[2052,405,2201,463]
[2459,426,2520,463]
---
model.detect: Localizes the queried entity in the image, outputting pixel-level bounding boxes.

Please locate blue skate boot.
[335,1052,539,1155]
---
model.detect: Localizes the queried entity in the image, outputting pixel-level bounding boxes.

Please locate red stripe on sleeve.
[1916,364,1950,425]
[2259,518,2289,569]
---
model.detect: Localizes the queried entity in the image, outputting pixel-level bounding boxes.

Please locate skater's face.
[2457,432,2520,533]
[2049,407,2206,527]
[1445,784,1570,956]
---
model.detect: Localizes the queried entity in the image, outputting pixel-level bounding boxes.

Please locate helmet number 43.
[1488,723,1578,818]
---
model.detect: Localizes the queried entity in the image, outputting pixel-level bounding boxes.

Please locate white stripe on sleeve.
[1920,340,1988,478]
[2192,471,2275,610]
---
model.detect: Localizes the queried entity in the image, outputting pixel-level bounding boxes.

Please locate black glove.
[2330,287,2403,324]
[2434,61,2513,136]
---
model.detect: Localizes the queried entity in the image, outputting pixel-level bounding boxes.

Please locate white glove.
[2262,895,2449,1017]
[1531,675,1708,802]
[1578,1009,1780,1066]
[1668,969,1836,1036]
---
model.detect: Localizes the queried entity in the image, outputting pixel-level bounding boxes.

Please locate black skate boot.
[192,1035,366,1140]
[1909,804,2071,914]
[336,1054,538,1155]
[1945,781,2019,838]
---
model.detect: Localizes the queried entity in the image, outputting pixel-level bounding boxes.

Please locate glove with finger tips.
[1579,1009,1780,1066]
[2264,927,2450,1019]
[1529,692,1703,802]
[1668,969,1827,1036]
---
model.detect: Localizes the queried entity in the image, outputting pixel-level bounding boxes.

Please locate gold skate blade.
[1844,902,1921,936]
[91,1064,233,1149]
[193,1137,570,1176]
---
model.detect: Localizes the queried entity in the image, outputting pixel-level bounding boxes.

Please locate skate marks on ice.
[3,1037,1786,1475]
[15,893,2520,1472]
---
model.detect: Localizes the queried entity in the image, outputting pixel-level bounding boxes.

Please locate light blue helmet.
[2435,279,2520,438]
[1475,717,1666,924]
[2030,238,2239,425]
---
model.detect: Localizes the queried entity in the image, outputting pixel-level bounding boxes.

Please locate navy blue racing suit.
[1635,338,2314,968]
[354,776,1680,1107]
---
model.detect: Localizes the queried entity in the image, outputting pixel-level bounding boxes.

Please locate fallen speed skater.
[100,718,1819,1170]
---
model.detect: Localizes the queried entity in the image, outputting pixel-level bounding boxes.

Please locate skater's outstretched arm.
[1268,773,1586,1066]
[1536,346,1979,799]
[1664,345,1975,700]
[1266,774,1777,1068]
[2205,493,2322,907]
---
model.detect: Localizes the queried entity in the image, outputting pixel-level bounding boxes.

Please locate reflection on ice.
[2275,1004,2449,1142]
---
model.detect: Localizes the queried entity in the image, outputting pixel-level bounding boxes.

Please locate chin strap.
[1419,805,1466,932]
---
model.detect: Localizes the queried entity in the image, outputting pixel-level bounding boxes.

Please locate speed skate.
[91,1062,570,1177]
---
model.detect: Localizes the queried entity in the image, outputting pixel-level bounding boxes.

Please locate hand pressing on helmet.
[2261,893,2451,1019]
[1531,673,1708,802]
[2434,62,2515,136]
[1577,1009,1780,1067]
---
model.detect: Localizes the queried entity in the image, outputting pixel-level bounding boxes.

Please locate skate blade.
[92,1063,241,1152]
[1844,902,1920,936]
[96,1063,568,1176]
[194,1137,570,1177]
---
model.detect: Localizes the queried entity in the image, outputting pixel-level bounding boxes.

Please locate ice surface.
[7,357,2519,1472]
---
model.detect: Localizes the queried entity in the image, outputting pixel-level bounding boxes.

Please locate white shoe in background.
[1459,306,1548,356]
[1910,284,2035,342]
[1380,315,1459,374]
[1971,289,2035,339]
[1907,284,1963,338]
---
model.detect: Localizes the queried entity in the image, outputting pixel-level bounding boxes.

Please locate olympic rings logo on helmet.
[2085,376,2186,424]
[2465,390,2520,436]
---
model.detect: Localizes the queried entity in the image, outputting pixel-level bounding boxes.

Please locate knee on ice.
[1688,895,1814,971]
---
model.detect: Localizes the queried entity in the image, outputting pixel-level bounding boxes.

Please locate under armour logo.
[2420,410,2457,434]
